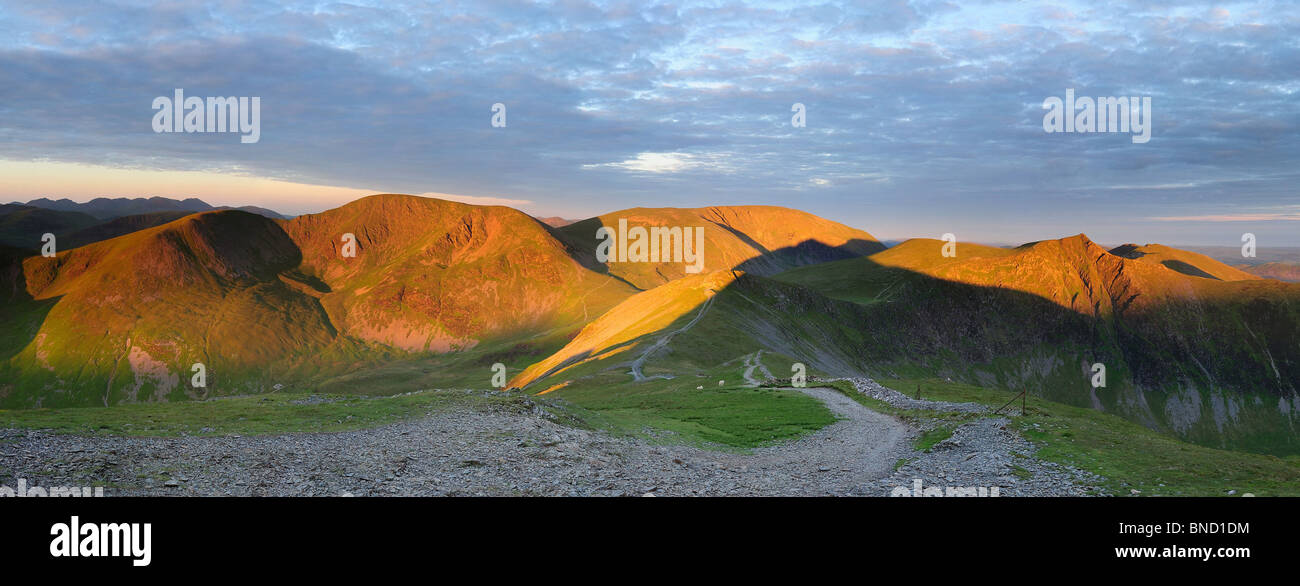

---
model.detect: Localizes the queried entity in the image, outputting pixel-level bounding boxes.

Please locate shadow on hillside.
[550,213,887,283]
[0,246,59,363]
[522,248,1300,455]
[733,237,884,275]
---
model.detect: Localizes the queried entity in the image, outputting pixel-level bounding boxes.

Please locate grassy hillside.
[509,269,883,447]
[1,210,341,408]
[775,236,1300,455]
[0,388,519,437]
[280,194,635,352]
[511,269,874,390]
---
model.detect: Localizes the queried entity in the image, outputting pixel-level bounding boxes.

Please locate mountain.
[554,205,884,290]
[19,197,287,220]
[1109,243,1260,281]
[535,216,576,228]
[0,205,99,249]
[0,194,640,407]
[60,211,196,249]
[1,210,339,407]
[277,194,635,353]
[774,235,1300,454]
[1,195,892,408]
[7,193,1296,457]
[519,231,1300,455]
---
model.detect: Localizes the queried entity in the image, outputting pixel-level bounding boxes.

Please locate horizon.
[8,191,1297,252]
[0,2,1297,247]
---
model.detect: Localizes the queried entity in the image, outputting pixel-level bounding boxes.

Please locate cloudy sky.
[1,0,1297,246]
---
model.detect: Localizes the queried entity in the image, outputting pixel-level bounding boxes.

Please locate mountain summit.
[0,194,885,407]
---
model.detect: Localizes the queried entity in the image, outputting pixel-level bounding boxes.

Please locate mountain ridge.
[16,196,287,220]
[4,193,1297,457]
[3,194,887,406]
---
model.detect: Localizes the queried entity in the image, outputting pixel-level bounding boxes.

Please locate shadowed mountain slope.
[60,211,196,249]
[774,235,1300,454]
[555,205,884,290]
[1,211,337,407]
[510,269,874,391]
[0,205,99,249]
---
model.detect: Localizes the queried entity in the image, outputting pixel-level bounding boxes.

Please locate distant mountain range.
[17,197,287,220]
[1,193,1296,456]
[0,197,287,251]
[1237,262,1300,283]
[535,216,576,228]
[1177,245,1300,283]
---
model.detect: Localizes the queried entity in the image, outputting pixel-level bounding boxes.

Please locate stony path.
[740,350,774,387]
[629,295,715,382]
[0,380,1106,497]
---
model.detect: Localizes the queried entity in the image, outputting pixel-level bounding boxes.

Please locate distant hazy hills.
[1109,242,1261,281]
[0,197,287,250]
[535,216,576,228]
[19,196,287,220]
[1239,262,1300,282]
[0,205,100,249]
[1178,245,1300,283]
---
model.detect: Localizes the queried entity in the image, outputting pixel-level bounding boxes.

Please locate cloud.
[1152,213,1300,222]
[0,1,1297,244]
[584,152,703,173]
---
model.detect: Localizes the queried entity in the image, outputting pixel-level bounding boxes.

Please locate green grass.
[873,377,1300,496]
[548,363,837,449]
[914,426,954,452]
[0,389,517,437]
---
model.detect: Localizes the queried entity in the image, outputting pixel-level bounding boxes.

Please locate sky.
[0,0,1297,247]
